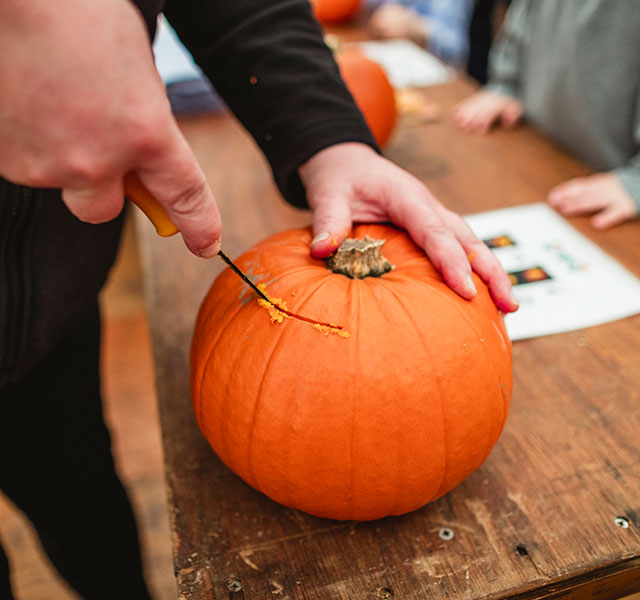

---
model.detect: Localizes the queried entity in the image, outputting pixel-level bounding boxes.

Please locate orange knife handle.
[124,172,179,237]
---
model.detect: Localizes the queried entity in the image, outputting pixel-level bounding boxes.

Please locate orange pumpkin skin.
[336,48,397,147]
[310,0,360,24]
[191,224,512,521]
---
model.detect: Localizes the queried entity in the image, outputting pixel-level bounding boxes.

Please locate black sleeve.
[162,0,379,207]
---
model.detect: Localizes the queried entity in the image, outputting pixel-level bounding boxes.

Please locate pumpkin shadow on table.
[385,145,451,181]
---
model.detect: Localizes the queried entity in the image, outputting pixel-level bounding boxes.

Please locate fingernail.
[465,275,477,296]
[199,239,221,258]
[311,232,330,246]
[510,289,519,306]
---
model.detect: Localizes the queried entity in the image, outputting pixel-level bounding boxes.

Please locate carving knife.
[123,172,272,304]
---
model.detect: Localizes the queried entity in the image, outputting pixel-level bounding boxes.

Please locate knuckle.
[64,152,110,185]
[423,222,453,240]
[21,160,52,188]
[414,223,451,252]
[165,174,209,215]
[129,123,164,157]
[126,108,172,157]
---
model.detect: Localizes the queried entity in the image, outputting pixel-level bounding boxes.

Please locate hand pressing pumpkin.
[299,142,519,314]
[191,224,513,520]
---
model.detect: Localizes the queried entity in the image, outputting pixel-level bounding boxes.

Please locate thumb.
[309,194,352,258]
[500,101,523,128]
[135,125,222,258]
[591,203,631,230]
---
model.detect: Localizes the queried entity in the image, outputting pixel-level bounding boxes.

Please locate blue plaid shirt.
[392,0,474,67]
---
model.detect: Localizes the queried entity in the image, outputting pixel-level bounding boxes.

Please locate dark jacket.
[0,0,376,386]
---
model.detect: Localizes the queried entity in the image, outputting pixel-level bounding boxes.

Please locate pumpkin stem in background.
[327,236,393,279]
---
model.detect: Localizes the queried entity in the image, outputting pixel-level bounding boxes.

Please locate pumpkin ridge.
[194,282,250,430]
[412,275,508,393]
[346,281,362,518]
[246,263,325,288]
[410,277,509,495]
[246,271,348,504]
[197,300,273,477]
[244,311,292,497]
[381,283,448,511]
[260,270,350,334]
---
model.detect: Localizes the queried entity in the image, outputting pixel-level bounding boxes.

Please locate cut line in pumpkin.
[255,283,350,338]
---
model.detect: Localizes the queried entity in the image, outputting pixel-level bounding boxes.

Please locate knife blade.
[123,173,345,331]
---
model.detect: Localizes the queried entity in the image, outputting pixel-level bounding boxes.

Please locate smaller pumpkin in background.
[335,45,397,147]
[310,0,361,24]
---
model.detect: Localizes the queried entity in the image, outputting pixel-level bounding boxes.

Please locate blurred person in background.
[453,0,640,229]
[366,0,476,69]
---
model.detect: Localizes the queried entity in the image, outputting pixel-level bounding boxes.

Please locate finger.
[452,102,477,130]
[438,210,518,312]
[547,178,588,204]
[591,202,636,230]
[500,101,523,128]
[135,126,221,258]
[480,102,509,134]
[454,102,483,132]
[556,195,608,216]
[462,238,519,313]
[548,183,607,216]
[309,193,352,258]
[467,105,498,135]
[62,178,126,224]
[388,196,477,299]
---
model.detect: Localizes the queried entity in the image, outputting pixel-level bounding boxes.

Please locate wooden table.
[135,76,640,599]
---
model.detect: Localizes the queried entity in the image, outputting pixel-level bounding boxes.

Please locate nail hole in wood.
[515,543,528,556]
[226,574,243,592]
[615,516,630,528]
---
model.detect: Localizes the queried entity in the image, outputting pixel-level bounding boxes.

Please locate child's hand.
[453,90,523,135]
[548,172,637,229]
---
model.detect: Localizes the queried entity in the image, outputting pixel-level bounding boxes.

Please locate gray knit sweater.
[486,0,640,210]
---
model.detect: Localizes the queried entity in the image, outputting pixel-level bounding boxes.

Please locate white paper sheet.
[354,39,454,89]
[464,203,640,340]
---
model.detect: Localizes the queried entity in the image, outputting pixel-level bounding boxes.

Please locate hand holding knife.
[124,172,273,304]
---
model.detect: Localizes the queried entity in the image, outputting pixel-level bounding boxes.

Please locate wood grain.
[135,76,640,599]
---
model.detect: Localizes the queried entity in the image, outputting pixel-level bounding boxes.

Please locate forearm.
[163,0,377,207]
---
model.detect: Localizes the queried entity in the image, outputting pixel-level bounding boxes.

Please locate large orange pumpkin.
[310,0,360,24]
[336,47,397,147]
[191,224,512,521]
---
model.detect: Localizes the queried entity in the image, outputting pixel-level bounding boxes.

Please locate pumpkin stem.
[327,236,393,279]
